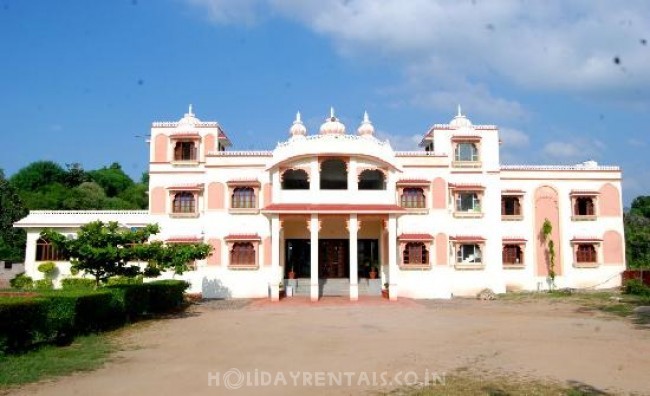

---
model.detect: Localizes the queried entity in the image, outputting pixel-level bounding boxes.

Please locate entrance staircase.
[286,278,381,297]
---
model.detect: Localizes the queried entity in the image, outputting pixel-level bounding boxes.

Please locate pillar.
[310,214,319,301]
[349,214,359,301]
[270,215,281,302]
[387,214,398,301]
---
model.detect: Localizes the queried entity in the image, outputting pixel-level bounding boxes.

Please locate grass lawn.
[0,333,114,391]
[499,289,650,325]
[397,373,611,396]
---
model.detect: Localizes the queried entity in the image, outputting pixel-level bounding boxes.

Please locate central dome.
[319,107,346,135]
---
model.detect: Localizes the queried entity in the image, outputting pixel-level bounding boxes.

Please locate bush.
[37,262,57,278]
[106,275,143,286]
[39,290,121,340]
[625,279,650,297]
[34,279,54,291]
[0,297,48,353]
[10,274,33,290]
[147,280,190,313]
[61,278,96,290]
[106,284,150,320]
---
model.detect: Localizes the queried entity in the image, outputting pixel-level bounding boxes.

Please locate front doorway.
[319,239,349,278]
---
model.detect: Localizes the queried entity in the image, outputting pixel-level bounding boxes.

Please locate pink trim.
[150,187,166,214]
[153,135,168,163]
[166,184,203,191]
[571,237,603,243]
[262,203,405,213]
[502,189,525,194]
[570,190,599,196]
[224,234,261,241]
[502,237,527,243]
[263,236,272,267]
[227,179,261,187]
[450,235,486,242]
[599,183,621,217]
[207,238,221,266]
[207,182,225,210]
[166,236,202,243]
[262,183,272,207]
[449,183,485,190]
[432,177,446,209]
[398,233,434,241]
[603,230,623,265]
[435,233,448,266]
[204,133,215,157]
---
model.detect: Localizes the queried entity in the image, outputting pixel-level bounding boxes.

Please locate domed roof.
[449,105,472,128]
[319,107,346,135]
[357,111,375,137]
[177,104,201,127]
[289,111,307,138]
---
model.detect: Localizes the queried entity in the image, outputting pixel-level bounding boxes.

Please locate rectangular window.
[4,261,12,269]
[36,239,64,261]
[174,141,197,161]
[501,196,521,216]
[400,188,426,209]
[576,244,597,263]
[456,192,480,212]
[502,244,524,266]
[456,244,482,264]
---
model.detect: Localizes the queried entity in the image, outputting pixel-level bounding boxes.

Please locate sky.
[0,0,648,204]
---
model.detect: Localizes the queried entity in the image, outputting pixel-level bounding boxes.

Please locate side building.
[14,106,626,300]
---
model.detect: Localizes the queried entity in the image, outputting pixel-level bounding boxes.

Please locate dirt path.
[10,297,650,395]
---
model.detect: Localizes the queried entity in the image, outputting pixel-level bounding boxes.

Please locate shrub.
[61,278,96,290]
[10,273,33,290]
[106,275,143,286]
[37,262,57,278]
[40,290,121,340]
[34,279,54,291]
[625,279,650,297]
[147,280,190,313]
[0,297,48,353]
[106,284,150,320]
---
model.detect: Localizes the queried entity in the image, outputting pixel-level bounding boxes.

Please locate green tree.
[88,162,134,197]
[63,162,89,187]
[137,241,213,275]
[625,195,650,269]
[9,161,66,191]
[62,182,107,209]
[41,221,211,286]
[0,169,28,261]
[118,183,148,209]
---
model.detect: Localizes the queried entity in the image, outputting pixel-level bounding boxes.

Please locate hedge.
[106,284,150,320]
[148,280,190,313]
[61,278,96,290]
[0,280,191,354]
[0,297,48,353]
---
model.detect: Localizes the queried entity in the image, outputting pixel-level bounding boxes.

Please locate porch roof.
[262,203,405,214]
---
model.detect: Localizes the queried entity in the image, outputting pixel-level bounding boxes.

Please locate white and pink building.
[15,106,626,300]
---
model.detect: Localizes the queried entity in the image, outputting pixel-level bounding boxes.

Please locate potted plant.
[369,263,378,279]
[288,266,296,279]
[382,282,389,299]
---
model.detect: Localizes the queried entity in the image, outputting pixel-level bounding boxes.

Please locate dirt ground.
[9,297,650,396]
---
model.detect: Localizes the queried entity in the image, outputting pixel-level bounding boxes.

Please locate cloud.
[500,127,530,148]
[187,0,650,111]
[542,138,605,162]
[375,130,422,151]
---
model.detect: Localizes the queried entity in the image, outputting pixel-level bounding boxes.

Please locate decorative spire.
[357,110,375,137]
[188,104,194,116]
[457,104,462,117]
[330,107,335,120]
[289,110,307,138]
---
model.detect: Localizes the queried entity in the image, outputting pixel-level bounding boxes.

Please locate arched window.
[454,143,478,162]
[576,244,597,263]
[281,169,309,190]
[230,242,256,266]
[174,141,196,161]
[574,197,595,216]
[232,187,255,208]
[403,242,429,265]
[320,159,348,190]
[358,169,386,190]
[400,188,426,208]
[36,238,63,261]
[172,192,195,213]
[502,244,523,265]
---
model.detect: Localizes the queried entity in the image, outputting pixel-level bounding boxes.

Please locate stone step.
[285,279,381,296]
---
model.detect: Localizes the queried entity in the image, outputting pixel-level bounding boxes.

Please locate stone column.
[387,214,398,301]
[310,158,320,193]
[348,158,357,192]
[310,213,319,302]
[349,214,359,301]
[270,215,281,302]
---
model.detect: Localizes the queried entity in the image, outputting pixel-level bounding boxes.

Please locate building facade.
[15,106,626,300]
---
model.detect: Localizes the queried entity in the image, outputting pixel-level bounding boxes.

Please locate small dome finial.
[330,107,335,119]
[188,104,194,116]
[296,111,301,123]
[289,110,307,138]
[363,110,370,123]
[457,104,462,117]
[357,110,375,137]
